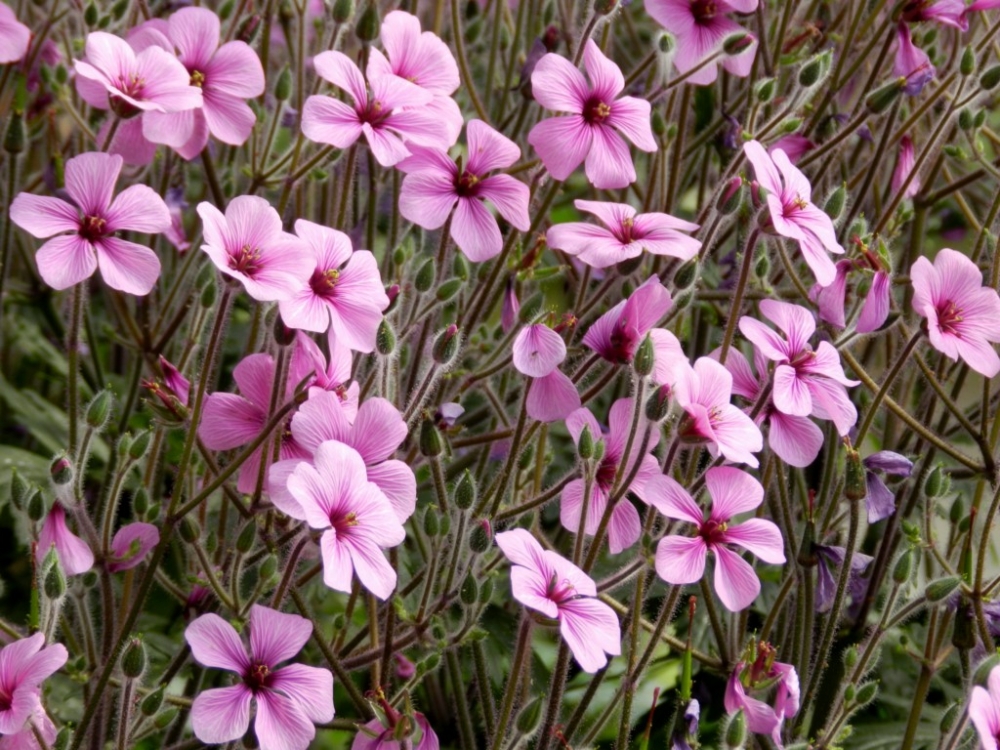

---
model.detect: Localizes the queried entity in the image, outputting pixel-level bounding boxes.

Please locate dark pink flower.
[0,633,67,744]
[0,2,29,64]
[278,220,388,351]
[901,0,967,29]
[527,39,657,189]
[286,441,405,599]
[649,467,784,611]
[724,643,799,746]
[496,528,621,672]
[582,276,672,364]
[398,120,530,262]
[10,152,168,294]
[911,248,1000,377]
[186,605,334,750]
[646,0,759,85]
[36,504,93,576]
[302,51,455,167]
[107,522,159,572]
[743,140,844,286]
[769,135,815,163]
[502,280,520,333]
[353,709,439,750]
[197,196,311,302]
[739,299,858,435]
[546,200,700,269]
[810,259,851,329]
[892,134,920,199]
[159,354,190,406]
[893,22,935,96]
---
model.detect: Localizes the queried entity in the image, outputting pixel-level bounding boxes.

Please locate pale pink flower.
[674,357,764,467]
[527,39,657,189]
[0,2,30,64]
[0,633,67,744]
[646,0,759,85]
[649,467,784,611]
[810,259,851,329]
[724,644,800,748]
[367,9,463,147]
[911,248,1000,377]
[743,140,844,286]
[892,135,920,199]
[186,605,334,750]
[107,522,159,572]
[286,441,405,599]
[199,353,308,494]
[289,331,360,418]
[36,504,93,576]
[546,200,700,269]
[560,399,662,554]
[893,22,935,96]
[197,196,311,302]
[302,51,455,167]
[739,299,859,435]
[971,665,1000,750]
[582,276,672,364]
[398,120,530,262]
[496,528,621,672]
[502,280,520,333]
[268,390,415,523]
[278,220,388,351]
[354,710,439,750]
[513,324,580,421]
[10,152,168,294]
[857,270,892,334]
[140,8,265,159]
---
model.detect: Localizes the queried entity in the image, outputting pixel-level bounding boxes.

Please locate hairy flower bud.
[355,1,380,43]
[454,471,476,511]
[961,45,976,77]
[432,324,460,365]
[516,696,543,734]
[141,686,165,716]
[925,576,961,602]
[981,64,1000,90]
[469,520,492,553]
[236,521,256,554]
[50,455,73,486]
[44,556,66,600]
[236,14,261,44]
[436,278,463,302]
[633,334,655,377]
[332,0,354,23]
[725,709,747,749]
[865,79,904,114]
[892,549,914,583]
[121,637,146,679]
[180,517,200,543]
[460,573,478,605]
[10,469,29,511]
[645,385,671,422]
[717,177,743,215]
[275,66,292,102]
[723,32,753,56]
[845,448,866,501]
[419,418,444,457]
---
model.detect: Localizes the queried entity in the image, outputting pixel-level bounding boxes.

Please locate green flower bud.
[200,278,218,308]
[205,529,218,554]
[755,77,775,103]
[645,385,671,423]
[478,575,494,603]
[577,425,595,460]
[236,521,256,554]
[121,637,146,678]
[419,418,444,457]
[940,702,961,734]
[925,576,962,602]
[845,449,866,501]
[275,67,292,102]
[454,471,476,511]
[27,490,46,522]
[431,324,460,365]
[355,1,379,43]
[469,520,492,554]
[754,250,770,280]
[128,430,152,461]
[651,109,667,137]
[132,487,149,517]
[52,728,70,750]
[865,79,904,114]
[423,507,440,537]
[975,109,988,128]
[844,684,856,703]
[925,464,949,498]
[140,686,165,716]
[436,278,463,302]
[81,570,98,588]
[950,496,965,524]
[953,599,977,650]
[236,15,261,44]
[515,695,543,734]
[180,517,200,543]
[892,549,914,584]
[332,0,354,23]
[154,708,178,729]
[633,334,655,377]
[460,573,478,605]
[725,709,747,749]
[658,32,674,54]
[44,558,66,600]
[50,455,73,486]
[959,107,974,131]
[674,259,699,289]
[375,319,395,356]
[218,0,234,19]
[824,183,847,221]
[84,1,98,25]
[799,55,825,87]
[961,45,976,77]
[419,653,440,675]
[438,512,451,536]
[10,469,29,511]
[843,645,859,669]
[453,252,470,281]
[723,32,753,56]
[4,112,24,154]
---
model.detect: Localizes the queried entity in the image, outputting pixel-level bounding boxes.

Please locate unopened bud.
[86,390,113,429]
[925,464,949,498]
[469,520,492,553]
[236,521,256,554]
[415,259,435,292]
[121,637,146,678]
[845,449,866,501]
[432,324,460,365]
[180,517,200,543]
[129,430,152,461]
[940,702,962,734]
[200,279,217,308]
[722,32,753,56]
[10,469,29,511]
[651,110,667,137]
[419,418,444,457]
[50,455,73,486]
[436,278,463,302]
[824,183,847,221]
[44,558,66,600]
[754,77,775,103]
[797,520,818,567]
[961,45,976,77]
[154,708,178,730]
[799,54,825,87]
[355,1,379,42]
[332,0,353,22]
[892,549,914,583]
[4,112,24,154]
[515,696,543,734]
[478,575,494,603]
[141,686,165,716]
[275,66,292,101]
[717,177,743,214]
[633,334,655,377]
[454,471,476,510]
[981,64,1000,90]
[460,573,478,605]
[865,79,904,114]
[376,319,395,356]
[925,576,962,602]
[593,0,617,14]
[27,491,45,522]
[236,14,261,44]
[959,107,974,131]
[423,507,440,537]
[645,385,671,422]
[725,709,747,749]
[674,259,699,289]
[577,425,595,460]
[84,1,98,25]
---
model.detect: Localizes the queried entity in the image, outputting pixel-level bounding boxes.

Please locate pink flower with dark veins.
[107,523,159,572]
[288,331,360,418]
[10,152,169,294]
[0,2,30,64]
[911,248,1000,377]
[512,324,581,423]
[186,605,334,750]
[582,276,672,365]
[398,120,530,262]
[892,134,920,199]
[646,0,759,86]
[527,39,657,189]
[0,633,67,748]
[496,528,621,672]
[278,220,389,351]
[724,642,800,748]
[648,467,785,611]
[546,200,700,269]
[901,0,967,29]
[743,140,844,286]
[971,665,1000,750]
[893,22,935,96]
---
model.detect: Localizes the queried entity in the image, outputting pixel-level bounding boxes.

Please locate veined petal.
[712,545,761,611]
[190,686,252,745]
[655,535,707,584]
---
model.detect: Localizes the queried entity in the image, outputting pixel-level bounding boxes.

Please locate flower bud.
[633,334,655,377]
[259,554,279,582]
[892,549,914,583]
[121,637,146,679]
[722,32,753,56]
[925,465,949,498]
[645,385,671,422]
[3,112,24,154]
[469,520,492,553]
[423,507,439,537]
[236,521,256,554]
[981,64,1000,90]
[478,575,494,603]
[674,259,700,289]
[961,45,976,77]
[200,279,218,308]
[798,52,827,87]
[651,109,667,137]
[844,684,856,703]
[843,646,859,669]
[460,573,478,605]
[515,695,543,734]
[153,708,178,729]
[84,1,98,25]
[940,702,962,734]
[419,653,440,675]
[355,1,380,43]
[865,79,904,114]
[44,558,66,600]
[845,448,866,501]
[129,430,152,461]
[950,496,964,524]
[274,67,293,103]
[717,177,743,215]
[436,278,463,302]
[725,709,747,749]
[375,319,396,356]
[953,599,977,650]
[50,455,73,486]
[141,686,165,716]
[236,14,261,44]
[959,107,974,131]
[438,512,451,537]
[419,418,444,457]
[180,517,200,543]
[454,471,476,511]
[754,77,775,103]
[797,521,818,567]
[925,576,962,602]
[332,0,353,22]
[431,324,460,365]
[27,491,46,522]
[593,0,617,15]
[10,469,29,511]
[824,183,847,222]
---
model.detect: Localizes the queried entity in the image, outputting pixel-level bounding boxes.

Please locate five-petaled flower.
[0,633,68,748]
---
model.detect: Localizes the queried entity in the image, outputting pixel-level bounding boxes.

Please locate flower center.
[691,0,718,23]
[583,96,612,125]
[698,518,728,545]
[331,510,359,535]
[0,686,12,712]
[115,72,146,99]
[596,458,618,491]
[936,300,964,337]
[190,70,205,88]
[244,662,270,692]
[615,217,637,244]
[455,170,481,198]
[547,573,576,605]
[78,215,108,243]
[607,323,637,364]
[359,98,390,127]
[309,267,340,298]
[229,245,263,277]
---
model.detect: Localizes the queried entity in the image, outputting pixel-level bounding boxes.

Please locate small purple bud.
[863,451,913,476]
[502,280,520,334]
[395,653,416,680]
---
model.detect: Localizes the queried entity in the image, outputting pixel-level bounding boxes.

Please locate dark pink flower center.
[309,267,340,299]
[455,170,482,198]
[358,98,391,127]
[698,518,727,545]
[583,96,612,125]
[190,70,206,88]
[78,215,109,243]
[901,0,931,22]
[936,300,964,337]
[0,686,12,712]
[229,245,263,277]
[789,348,815,369]
[783,194,809,216]
[114,72,146,99]
[691,0,718,23]
[244,662,272,692]
[331,510,359,535]
[596,458,618,492]
[607,323,638,363]
[614,217,638,244]
[546,573,576,605]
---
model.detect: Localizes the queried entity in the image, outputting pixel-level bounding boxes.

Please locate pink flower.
[398,120,530,262]
[186,605,334,750]
[646,0,759,86]
[769,135,815,163]
[674,357,764,467]
[268,390,415,523]
[893,22,935,96]
[743,140,844,286]
[739,299,859,435]
[0,633,67,744]
[512,323,581,422]
[367,9,463,147]
[724,643,800,748]
[289,331,359,417]
[10,152,168,294]
[560,399,662,554]
[911,248,1000,377]
[278,220,388,351]
[73,30,202,118]
[354,709,439,750]
[857,270,892,334]
[527,39,657,189]
[302,51,455,167]
[286,440,406,599]
[502,280,520,333]
[140,7,265,159]
[810,259,851,329]
[649,467,784,611]
[36,504,93,576]
[197,196,311,302]
[107,523,159,572]
[495,528,621,672]
[901,0,968,29]
[722,347,824,467]
[546,200,700,269]
[0,2,30,64]
[971,665,1000,750]
[159,354,190,406]
[582,276,672,364]
[892,134,920,199]
[199,353,308,494]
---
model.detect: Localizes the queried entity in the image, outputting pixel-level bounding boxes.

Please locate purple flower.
[582,276,672,364]
[863,451,913,523]
[671,699,700,750]
[186,605,334,750]
[36,504,93,576]
[970,665,1000,750]
[496,528,621,672]
[814,544,874,613]
[901,0,967,29]
[893,22,935,96]
[107,523,159,572]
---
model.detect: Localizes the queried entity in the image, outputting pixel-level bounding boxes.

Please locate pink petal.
[585,125,636,190]
[168,7,218,69]
[495,528,549,573]
[268,664,334,724]
[767,412,823,468]
[856,271,891,333]
[655,535,707,585]
[743,140,782,195]
[722,518,785,564]
[970,684,1000,750]
[64,151,121,216]
[399,171,457,230]
[312,50,367,105]
[249,604,312,667]
[712,544,760,612]
[34,234,97,290]
[806,376,857,436]
[643,474,703,525]
[349,397,407,464]
[565,407,602,447]
[185,613,249,672]
[451,197,502,262]
[582,39,624,100]
[560,481,607,538]
[530,52,588,113]
[254,691,316,750]
[607,96,657,152]
[526,370,581,423]
[206,40,265,98]
[723,347,760,400]
[527,115,592,182]
[347,536,398,600]
[466,119,520,174]
[289,391,350,453]
[366,460,417,522]
[477,174,531,232]
[510,567,559,618]
[606,500,641,554]
[706,466,764,521]
[513,325,566,378]
[199,393,263,450]
[202,91,257,146]
[650,328,686,387]
[302,95,363,148]
[142,107,198,150]
[37,506,94,576]
[107,523,159,572]
[558,597,621,673]
[759,299,815,354]
[104,184,170,235]
[9,195,79,238]
[810,260,851,328]
[738,316,790,362]
[190,686,252,744]
[362,122,412,167]
[320,529,355,593]
[102,117,157,166]
[772,363,812,417]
